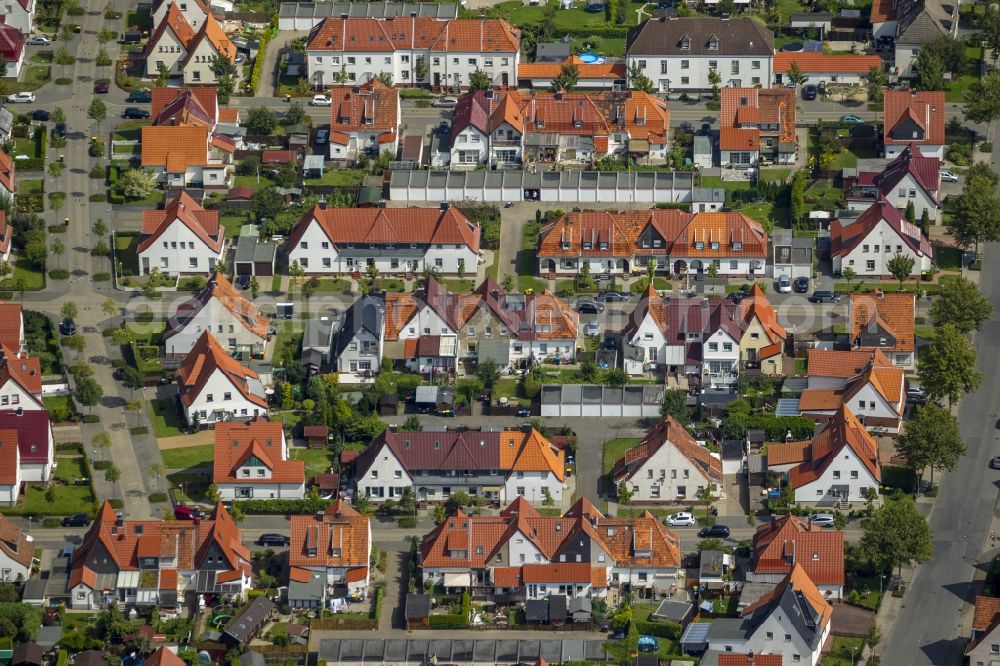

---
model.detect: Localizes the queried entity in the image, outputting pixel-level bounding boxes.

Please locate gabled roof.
[143,2,196,58]
[213,419,304,485]
[383,276,461,340]
[884,90,945,146]
[0,23,24,63]
[288,205,479,253]
[333,295,384,358]
[329,77,398,137]
[626,17,773,56]
[849,291,916,353]
[139,190,223,254]
[0,150,15,195]
[152,87,218,127]
[141,125,210,171]
[831,199,933,261]
[0,430,18,487]
[799,358,904,413]
[743,284,786,347]
[175,331,267,408]
[806,348,893,379]
[0,410,49,465]
[0,345,41,396]
[623,294,743,349]
[855,145,940,203]
[145,647,187,666]
[0,303,20,351]
[741,563,832,650]
[305,17,518,53]
[787,406,881,488]
[972,595,1000,633]
[896,0,953,43]
[164,272,267,342]
[451,91,492,137]
[288,500,370,568]
[720,87,797,152]
[752,515,844,586]
[181,13,236,68]
[774,52,882,74]
[613,415,722,484]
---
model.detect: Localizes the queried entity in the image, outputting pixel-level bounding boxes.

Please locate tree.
[501,274,515,292]
[44,484,56,504]
[302,275,319,312]
[63,333,85,357]
[628,62,655,94]
[787,62,807,87]
[206,484,221,502]
[109,327,133,347]
[966,70,1000,145]
[708,68,722,101]
[49,238,64,269]
[896,402,965,488]
[920,207,930,236]
[399,415,422,432]
[117,168,157,200]
[929,276,993,333]
[105,465,120,499]
[285,100,306,125]
[914,50,945,90]
[75,376,103,414]
[155,62,170,87]
[414,56,428,82]
[95,48,111,68]
[87,99,107,135]
[477,358,501,389]
[886,253,915,288]
[245,106,278,135]
[616,482,633,505]
[842,266,856,285]
[51,107,65,124]
[550,63,580,92]
[288,260,305,299]
[790,170,805,223]
[54,47,75,65]
[375,72,393,87]
[469,68,491,91]
[604,368,628,386]
[48,161,64,178]
[12,275,26,302]
[948,161,1000,257]
[861,497,932,576]
[982,4,1000,66]
[661,388,691,424]
[101,297,117,318]
[251,187,284,224]
[904,200,916,224]
[918,324,983,408]
[399,486,417,515]
[250,276,260,299]
[91,431,111,462]
[210,53,238,81]
[60,301,77,320]
[922,35,966,75]
[122,366,144,398]
[865,66,888,106]
[147,462,165,493]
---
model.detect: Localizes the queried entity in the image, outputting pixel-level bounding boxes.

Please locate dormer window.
[562,241,571,250]
[582,241,593,250]
[537,119,544,128]
[708,38,719,50]
[331,548,342,557]
[680,37,690,49]
[600,241,609,249]
[732,242,743,250]
[695,241,705,250]
[710,241,720,250]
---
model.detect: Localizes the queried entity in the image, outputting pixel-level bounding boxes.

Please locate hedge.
[428,614,468,629]
[16,157,44,170]
[249,23,276,94]
[234,497,332,514]
[397,516,417,528]
[635,621,682,640]
[48,269,69,280]
[371,587,384,619]
[56,651,67,666]
[35,125,47,161]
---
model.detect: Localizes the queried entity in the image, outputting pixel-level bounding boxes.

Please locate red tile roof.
[0,345,41,396]
[854,145,940,203]
[152,87,218,127]
[164,272,267,343]
[306,17,518,54]
[0,304,20,351]
[788,406,881,488]
[720,87,797,152]
[884,90,946,146]
[613,415,722,484]
[0,430,17,486]
[327,78,399,141]
[0,410,49,464]
[774,52,882,74]
[139,191,223,254]
[870,0,895,22]
[807,348,893,379]
[145,647,187,666]
[849,292,916,353]
[744,284,786,347]
[0,215,13,258]
[288,500,370,570]
[831,199,932,262]
[0,512,32,569]
[180,13,236,68]
[176,331,267,408]
[213,419,304,486]
[519,55,627,81]
[520,563,607,585]
[973,595,1000,632]
[718,656,783,666]
[752,515,844,586]
[141,125,210,171]
[143,3,196,58]
[0,23,23,65]
[0,150,15,196]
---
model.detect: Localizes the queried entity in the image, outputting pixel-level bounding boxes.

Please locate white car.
[808,514,836,527]
[432,96,459,108]
[310,94,332,107]
[777,275,792,293]
[26,36,50,45]
[940,169,959,183]
[585,319,600,337]
[667,512,696,527]
[7,92,35,104]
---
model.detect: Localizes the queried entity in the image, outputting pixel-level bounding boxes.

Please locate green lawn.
[303,168,365,187]
[127,320,166,345]
[8,66,51,93]
[13,137,39,159]
[290,447,335,479]
[125,6,152,29]
[313,278,351,293]
[271,321,304,365]
[20,484,95,515]
[112,119,150,142]
[602,437,643,476]
[234,174,275,190]
[221,214,248,240]
[148,398,186,438]
[440,278,475,292]
[166,471,211,503]
[935,245,963,271]
[20,179,43,195]
[115,233,140,276]
[160,444,214,470]
[42,395,77,420]
[914,325,937,341]
[54,456,86,483]
[0,258,44,290]
[821,636,865,666]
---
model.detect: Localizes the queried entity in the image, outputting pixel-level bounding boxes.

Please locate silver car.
[585,320,600,336]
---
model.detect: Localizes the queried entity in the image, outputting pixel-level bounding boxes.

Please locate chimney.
[701,298,708,310]
[791,538,796,565]
[318,199,328,210]
[15,407,22,416]
[555,90,564,101]
[378,199,387,209]
[440,201,450,211]
[116,512,124,526]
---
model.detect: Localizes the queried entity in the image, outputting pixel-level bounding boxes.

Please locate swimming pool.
[579,52,605,64]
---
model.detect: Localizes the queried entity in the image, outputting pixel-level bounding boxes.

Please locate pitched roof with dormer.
[213,419,303,486]
[176,331,267,408]
[740,564,832,650]
[164,272,268,343]
[786,406,881,488]
[328,77,398,140]
[0,345,41,397]
[884,90,945,146]
[152,87,218,127]
[752,515,844,587]
[799,352,905,414]
[139,190,223,254]
[0,512,33,570]
[831,199,933,263]
[306,17,518,54]
[613,415,722,484]
[849,291,915,353]
[720,87,797,153]
[288,500,370,573]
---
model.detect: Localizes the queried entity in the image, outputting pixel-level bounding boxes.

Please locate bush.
[371,586,384,619]
[93,272,110,282]
[234,498,331,514]
[130,426,149,435]
[89,193,107,202]
[43,517,61,528]
[15,157,44,170]
[82,414,100,423]
[947,142,972,165]
[48,269,69,280]
[89,164,106,179]
[92,460,110,470]
[398,516,417,528]
[109,193,125,204]
[982,142,994,153]
[149,492,168,502]
[109,498,123,509]
[635,621,682,640]
[54,78,72,85]
[881,465,918,493]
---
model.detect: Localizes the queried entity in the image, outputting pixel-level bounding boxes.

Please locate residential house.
[832,201,932,278]
[517,55,626,90]
[327,78,400,161]
[846,145,941,222]
[0,214,10,265]
[164,272,268,358]
[286,202,480,276]
[0,345,42,411]
[625,17,774,94]
[719,87,798,167]
[764,405,881,506]
[141,124,232,188]
[739,284,786,375]
[138,192,226,276]
[0,23,24,76]
[151,86,221,127]
[175,330,268,426]
[421,497,681,595]
[799,348,905,432]
[0,410,52,483]
[332,295,384,379]
[304,17,520,89]
[537,209,768,278]
[145,649,186,666]
[288,501,372,601]
[966,595,1000,666]
[705,564,832,666]
[178,15,237,86]
[870,0,957,76]
[883,90,946,159]
[773,52,882,86]
[494,564,609,600]
[383,276,460,346]
[848,291,916,368]
[748,514,845,600]
[152,0,209,30]
[0,150,15,204]
[354,426,565,504]
[69,501,252,610]
[0,429,18,505]
[212,419,305,500]
[145,8,235,84]
[0,0,35,39]
[0,513,32,580]
[0,303,22,350]
[611,415,723,502]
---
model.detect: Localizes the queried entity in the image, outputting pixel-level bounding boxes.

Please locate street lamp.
[852,645,858,666]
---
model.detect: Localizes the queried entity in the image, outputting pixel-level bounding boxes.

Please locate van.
[809,514,836,527]
[119,31,142,44]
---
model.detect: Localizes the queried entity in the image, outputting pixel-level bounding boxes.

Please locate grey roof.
[239,653,265,666]
[549,595,567,622]
[304,154,325,170]
[233,234,277,265]
[740,581,829,649]
[781,377,808,395]
[333,295,384,358]
[405,593,431,620]
[626,17,774,56]
[414,385,438,404]
[721,440,743,461]
[680,621,711,647]
[737,581,777,609]
[790,11,832,23]
[216,123,246,137]
[568,596,592,615]
[704,618,747,641]
[896,0,953,43]
[223,597,274,645]
[526,599,549,622]
[389,169,694,193]
[280,1,458,19]
[0,108,13,135]
[536,41,571,62]
[775,398,802,417]
[288,570,325,604]
[21,578,46,602]
[303,317,334,352]
[651,598,693,623]
[693,134,712,154]
[692,187,725,203]
[34,626,62,650]
[74,651,106,666]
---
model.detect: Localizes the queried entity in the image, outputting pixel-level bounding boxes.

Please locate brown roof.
[176,331,267,408]
[141,125,209,172]
[151,86,218,126]
[164,272,268,342]
[520,563,607,585]
[720,87,797,152]
[973,595,1000,632]
[0,345,41,396]
[752,515,845,586]
[145,647,187,666]
[0,513,34,570]
[288,501,370,570]
[765,440,812,466]
[306,16,518,54]
[613,415,722,484]
[139,191,223,254]
[849,292,916,353]
[807,348,893,378]
[884,90,946,146]
[774,52,882,74]
[213,419,304,486]
[0,304,21,354]
[788,406,881,488]
[0,150,14,195]
[0,431,18,487]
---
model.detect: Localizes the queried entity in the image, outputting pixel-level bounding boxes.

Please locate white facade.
[166,299,265,357]
[886,142,944,160]
[336,326,383,376]
[217,480,305,500]
[0,0,34,36]
[395,305,457,340]
[620,441,720,502]
[506,529,547,566]
[450,125,489,168]
[708,609,831,666]
[674,255,766,277]
[623,312,669,376]
[355,443,412,501]
[183,370,266,426]
[847,173,939,221]
[793,449,879,505]
[701,328,740,388]
[146,27,188,77]
[833,218,932,277]
[0,457,17,507]
[0,379,40,411]
[152,0,207,30]
[306,49,518,89]
[139,219,224,276]
[183,37,227,85]
[147,163,229,189]
[626,54,773,93]
[503,470,563,505]
[525,579,604,600]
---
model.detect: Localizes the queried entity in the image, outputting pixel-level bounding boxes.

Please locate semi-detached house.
[799,348,905,433]
[327,78,400,161]
[846,145,941,221]
[212,419,305,500]
[288,501,372,606]
[304,16,519,89]
[176,330,268,426]
[144,4,236,83]
[353,427,565,504]
[749,514,845,600]
[832,200,933,279]
[848,291,915,368]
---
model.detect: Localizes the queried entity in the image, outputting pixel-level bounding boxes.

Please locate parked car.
[30,109,49,121]
[112,367,124,380]
[436,120,451,136]
[174,505,203,521]
[801,84,818,101]
[808,514,836,527]
[729,290,749,303]
[585,319,601,336]
[809,290,840,304]
[26,36,50,45]
[93,82,109,94]
[794,276,810,293]
[600,291,630,303]
[698,524,731,538]
[667,512,696,527]
[577,299,604,314]
[257,533,290,547]
[310,94,332,106]
[126,90,152,103]
[314,128,330,144]
[61,513,89,527]
[515,407,531,417]
[7,92,35,103]
[122,107,149,119]
[53,122,67,138]
[432,97,459,108]
[940,169,959,183]
[59,318,76,335]
[119,31,142,45]
[906,383,926,402]
[840,114,865,124]
[777,275,792,293]
[991,456,1000,470]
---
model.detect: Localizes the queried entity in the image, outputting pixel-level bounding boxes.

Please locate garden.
[147,398,187,438]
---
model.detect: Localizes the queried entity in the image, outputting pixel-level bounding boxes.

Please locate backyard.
[148,398,186,438]
[290,447,336,479]
[115,232,140,276]
[821,636,865,666]
[160,444,214,470]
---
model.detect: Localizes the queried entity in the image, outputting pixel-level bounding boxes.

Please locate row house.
[138,192,226,277]
[304,16,519,89]
[848,291,916,368]
[69,501,252,610]
[765,405,882,506]
[799,348,905,433]
[328,78,400,161]
[449,88,670,168]
[164,271,269,358]
[420,497,681,596]
[212,419,305,500]
[0,514,33,581]
[773,52,882,86]
[537,208,768,279]
[611,415,722,502]
[749,515,845,600]
[176,330,268,426]
[333,295,385,379]
[720,86,798,167]
[846,145,941,221]
[832,201,933,279]
[883,89,946,159]
[353,426,565,504]
[144,4,236,83]
[625,16,774,94]
[288,501,372,606]
[287,203,480,276]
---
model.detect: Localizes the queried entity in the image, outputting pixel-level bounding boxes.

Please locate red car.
[173,505,202,520]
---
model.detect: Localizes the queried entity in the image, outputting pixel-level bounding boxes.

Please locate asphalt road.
[880,241,1000,665]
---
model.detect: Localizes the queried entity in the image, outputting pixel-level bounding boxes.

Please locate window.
[661,61,668,74]
[730,260,738,270]
[681,77,689,85]
[833,471,841,479]
[709,342,718,351]
[708,60,717,69]
[817,489,824,496]
[752,60,760,69]
[866,260,876,271]
[680,59,689,69]
[851,470,859,479]
[723,342,732,351]
[206,394,213,402]
[223,392,232,401]
[730,61,739,75]
[435,258,443,268]
[766,632,773,640]
[784,634,792,642]
[858,400,865,410]
[792,657,801,663]
[862,244,869,253]
[371,471,378,479]
[637,60,646,68]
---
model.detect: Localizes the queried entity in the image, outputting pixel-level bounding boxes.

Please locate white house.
[138,191,225,276]
[773,52,882,86]
[287,203,480,276]
[327,78,400,162]
[152,0,208,32]
[516,564,608,600]
[0,410,52,483]
[800,348,905,433]
[847,145,941,222]
[832,200,934,278]
[888,0,958,77]
[883,90,946,159]
[967,596,1000,666]
[176,331,268,426]
[144,3,196,77]
[304,16,519,89]
[0,345,42,411]
[0,514,32,580]
[612,415,722,502]
[0,433,18,506]
[750,515,845,600]
[141,125,232,189]
[0,150,15,205]
[706,564,833,666]
[625,16,774,94]
[332,295,385,380]
[145,6,234,83]
[289,501,373,598]
[0,0,34,40]
[849,292,916,369]
[164,272,268,358]
[0,23,24,77]
[179,14,237,85]
[213,419,305,500]
[384,278,459,343]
